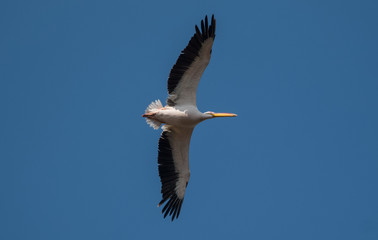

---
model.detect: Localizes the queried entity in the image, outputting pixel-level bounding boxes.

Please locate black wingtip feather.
[163,198,174,218]
[205,16,208,37]
[168,198,178,215]
[176,200,183,218]
[195,25,202,41]
[200,20,205,38]
[172,202,179,220]
[160,193,183,221]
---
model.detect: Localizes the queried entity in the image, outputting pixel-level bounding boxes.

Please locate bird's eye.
[210,49,212,54]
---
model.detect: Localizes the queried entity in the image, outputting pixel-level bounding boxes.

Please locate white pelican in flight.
[143,15,237,221]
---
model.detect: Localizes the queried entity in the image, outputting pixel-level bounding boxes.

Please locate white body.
[155,105,208,128]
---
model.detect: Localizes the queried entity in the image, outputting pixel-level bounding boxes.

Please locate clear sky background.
[1,0,378,239]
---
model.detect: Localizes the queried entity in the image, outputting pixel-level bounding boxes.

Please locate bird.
[142,15,237,221]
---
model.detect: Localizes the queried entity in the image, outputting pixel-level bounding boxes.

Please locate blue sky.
[1,0,378,239]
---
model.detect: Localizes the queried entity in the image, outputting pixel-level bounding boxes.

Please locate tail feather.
[144,100,163,130]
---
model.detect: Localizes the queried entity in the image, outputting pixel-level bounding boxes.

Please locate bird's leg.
[142,112,156,118]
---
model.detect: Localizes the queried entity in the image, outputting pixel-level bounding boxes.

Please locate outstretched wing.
[167,15,216,107]
[157,126,194,221]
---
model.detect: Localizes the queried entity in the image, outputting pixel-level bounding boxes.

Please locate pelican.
[143,15,237,221]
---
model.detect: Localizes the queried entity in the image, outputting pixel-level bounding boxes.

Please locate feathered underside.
[167,15,216,107]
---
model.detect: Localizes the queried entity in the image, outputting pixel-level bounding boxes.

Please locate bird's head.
[204,111,237,119]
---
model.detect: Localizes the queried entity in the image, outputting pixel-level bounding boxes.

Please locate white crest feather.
[145,100,163,130]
